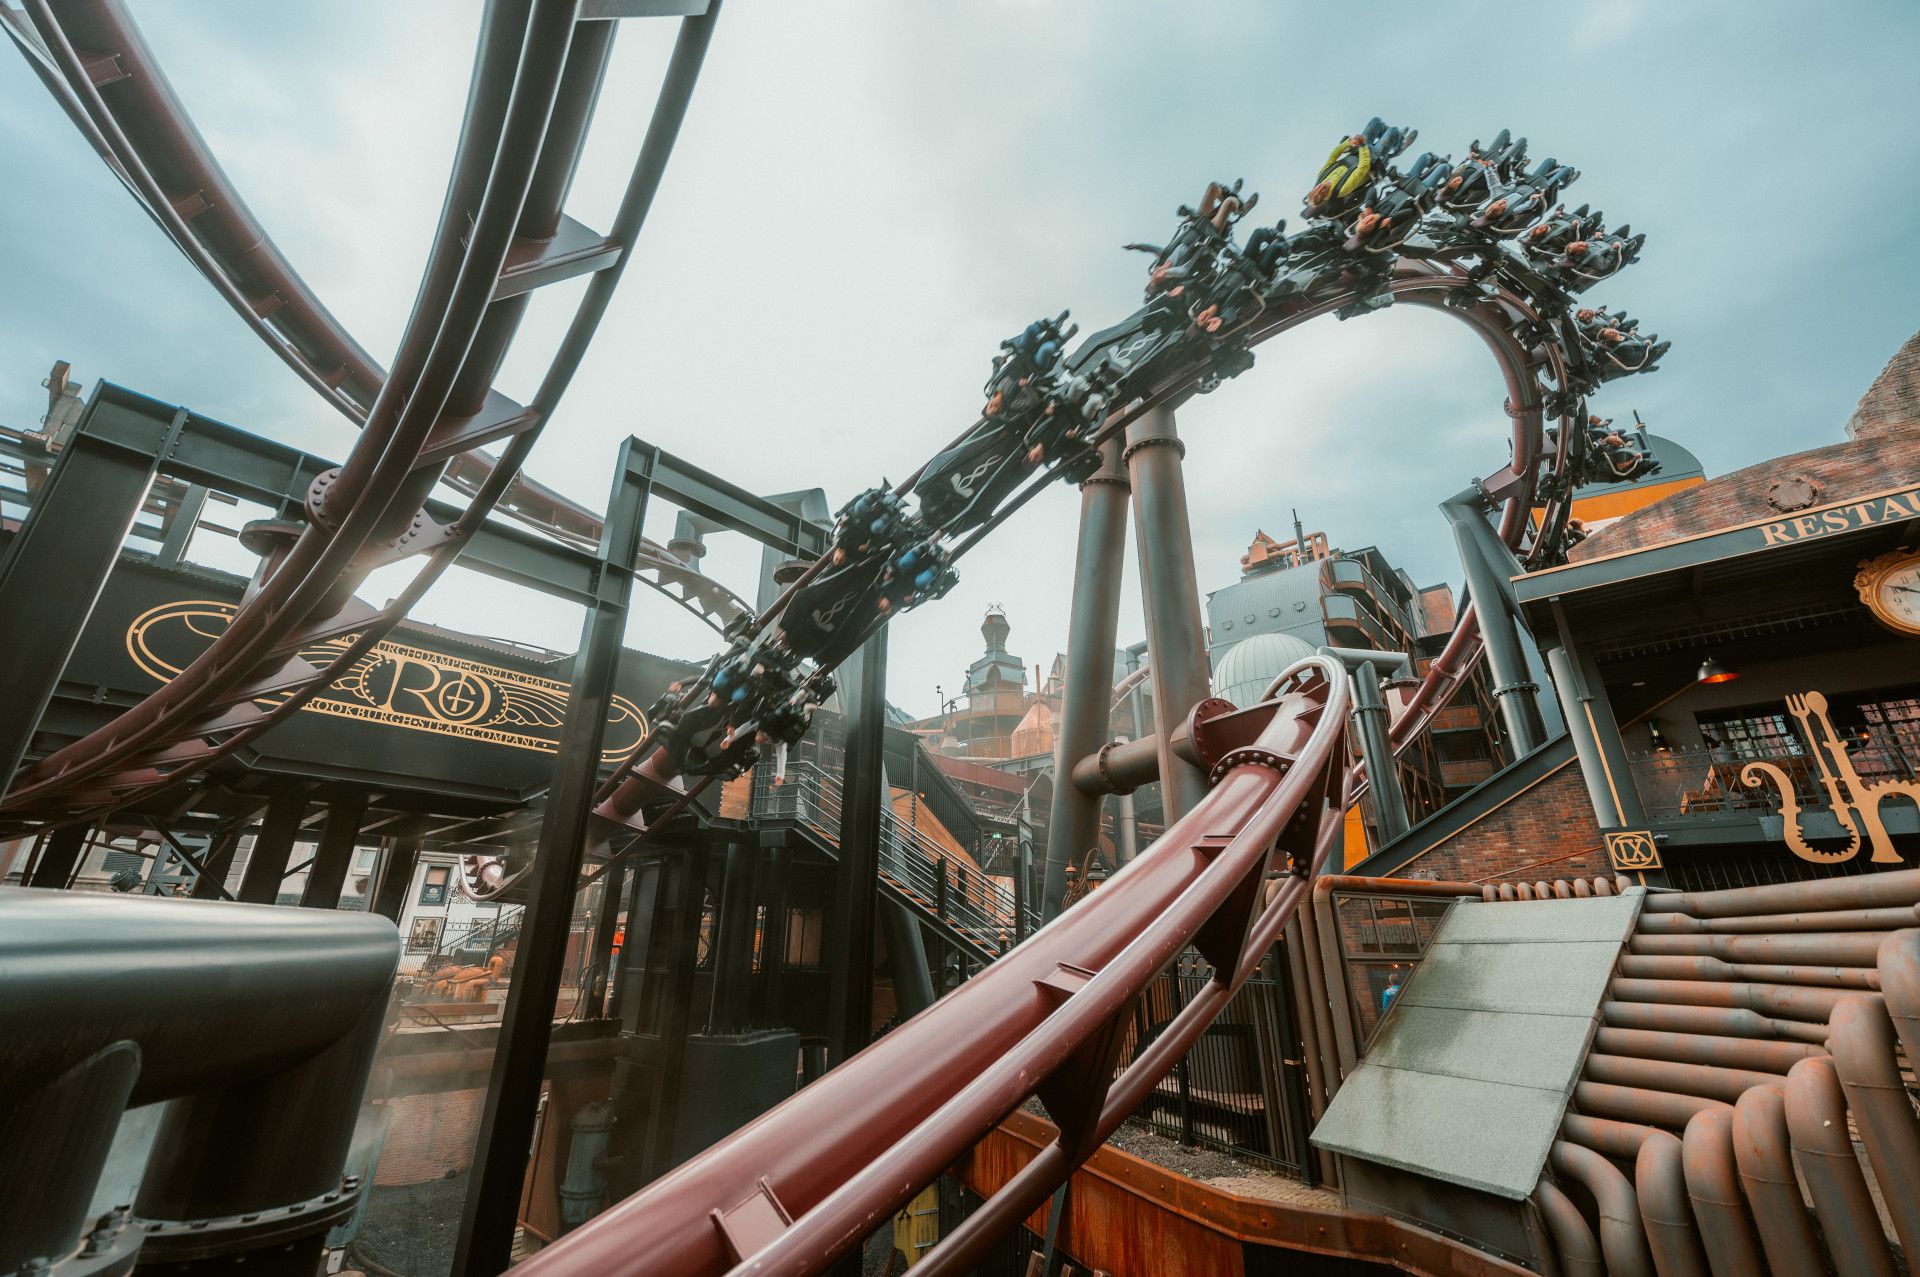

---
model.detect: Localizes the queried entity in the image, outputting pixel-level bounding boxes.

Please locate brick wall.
[1395,763,1610,885]
[1848,329,1920,442]
[1575,330,1920,560]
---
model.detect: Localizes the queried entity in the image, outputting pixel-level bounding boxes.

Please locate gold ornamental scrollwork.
[1741,690,1920,866]
[126,600,647,763]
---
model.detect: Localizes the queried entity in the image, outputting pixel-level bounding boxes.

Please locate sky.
[4,1,1918,718]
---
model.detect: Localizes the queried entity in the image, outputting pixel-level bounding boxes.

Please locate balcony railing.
[1630,731,1920,822]
[751,763,1039,956]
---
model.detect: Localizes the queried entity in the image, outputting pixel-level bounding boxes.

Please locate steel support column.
[300,791,369,909]
[1350,663,1410,844]
[639,845,710,1181]
[880,897,936,1020]
[1545,601,1648,833]
[1124,407,1211,820]
[709,841,760,1033]
[369,835,423,922]
[453,437,651,1277]
[188,823,246,900]
[586,857,630,1020]
[1442,487,1545,755]
[238,791,307,904]
[1043,437,1128,919]
[0,403,166,793]
[826,629,888,1066]
[25,824,89,889]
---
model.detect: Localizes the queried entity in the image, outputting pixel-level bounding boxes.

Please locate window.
[418,865,451,907]
[406,916,443,953]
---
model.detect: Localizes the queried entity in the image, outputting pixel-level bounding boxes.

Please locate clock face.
[1880,560,1920,630]
[1858,550,1920,636]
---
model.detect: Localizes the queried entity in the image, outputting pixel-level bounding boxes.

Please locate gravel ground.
[1103,1119,1270,1182]
[352,1171,467,1277]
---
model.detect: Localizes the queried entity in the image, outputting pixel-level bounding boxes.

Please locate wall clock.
[1855,548,1920,636]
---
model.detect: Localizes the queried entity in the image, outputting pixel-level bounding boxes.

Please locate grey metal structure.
[0,889,398,1276]
[1043,438,1129,918]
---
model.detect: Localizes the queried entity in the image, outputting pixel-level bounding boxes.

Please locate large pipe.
[1617,953,1878,991]
[1591,1026,1825,1075]
[1283,914,1339,1185]
[1601,1000,1830,1046]
[1610,976,1875,1023]
[1628,931,1890,966]
[1784,1056,1898,1277]
[1550,1140,1655,1277]
[0,889,397,1270]
[1583,1054,1779,1104]
[1680,1108,1768,1277]
[1575,1080,1728,1131]
[1641,905,1920,935]
[1043,437,1129,918]
[1124,405,1211,820]
[1881,929,1920,1068]
[1294,885,1345,1116]
[1828,994,1920,1265]
[1561,1113,1661,1160]
[1729,1085,1824,1277]
[1636,1131,1712,1277]
[1534,1179,1605,1277]
[1642,868,1920,919]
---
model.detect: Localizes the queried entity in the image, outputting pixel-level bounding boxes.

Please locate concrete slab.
[1312,889,1643,1200]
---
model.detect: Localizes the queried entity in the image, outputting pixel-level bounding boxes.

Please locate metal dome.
[1211,631,1320,708]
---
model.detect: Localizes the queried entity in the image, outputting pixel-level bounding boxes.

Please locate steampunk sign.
[126,599,649,764]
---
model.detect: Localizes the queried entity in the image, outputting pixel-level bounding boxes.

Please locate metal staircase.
[751,763,1039,962]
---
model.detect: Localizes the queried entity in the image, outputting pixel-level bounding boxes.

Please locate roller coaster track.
[526,658,1352,1275]
[0,0,736,821]
[528,125,1664,1273]
[9,26,1665,1265]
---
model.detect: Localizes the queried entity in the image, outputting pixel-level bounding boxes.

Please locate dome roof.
[1211,632,1319,709]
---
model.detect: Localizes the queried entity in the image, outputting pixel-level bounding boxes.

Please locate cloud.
[3,0,1917,722]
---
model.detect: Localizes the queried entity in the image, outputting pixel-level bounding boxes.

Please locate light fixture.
[1697,655,1739,685]
[1647,720,1672,753]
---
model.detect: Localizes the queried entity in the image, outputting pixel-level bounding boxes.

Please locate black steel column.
[1442,487,1545,755]
[1043,437,1128,919]
[755,844,792,1027]
[25,824,90,889]
[586,858,630,1019]
[453,437,651,1277]
[1544,601,1649,832]
[300,791,369,909]
[1125,406,1211,821]
[879,897,935,1019]
[369,835,423,922]
[0,406,165,792]
[188,822,246,900]
[238,791,308,905]
[708,841,759,1032]
[826,629,888,1066]
[641,846,711,1180]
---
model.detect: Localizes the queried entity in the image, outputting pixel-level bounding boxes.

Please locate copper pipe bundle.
[1540,871,1920,1275]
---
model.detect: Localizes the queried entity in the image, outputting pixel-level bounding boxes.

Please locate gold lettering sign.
[1604,830,1661,872]
[1757,489,1920,547]
[1741,691,1919,865]
[126,600,647,763]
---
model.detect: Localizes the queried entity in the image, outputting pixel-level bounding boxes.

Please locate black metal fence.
[1113,941,1314,1178]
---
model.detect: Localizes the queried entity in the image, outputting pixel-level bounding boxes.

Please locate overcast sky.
[4,2,1917,718]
